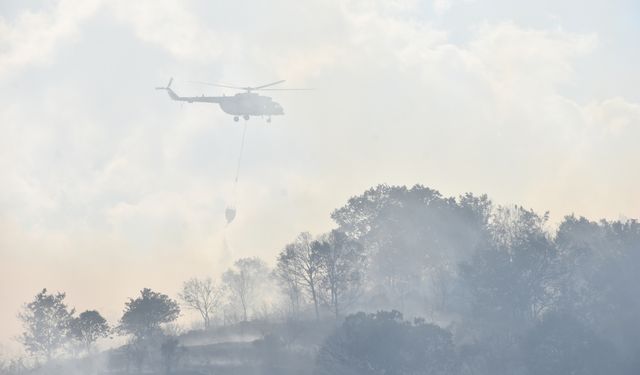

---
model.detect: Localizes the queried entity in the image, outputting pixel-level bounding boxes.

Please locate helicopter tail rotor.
[155,77,180,100]
[155,77,174,90]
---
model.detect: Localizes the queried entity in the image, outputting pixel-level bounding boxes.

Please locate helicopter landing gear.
[234,116,239,122]
[243,115,250,121]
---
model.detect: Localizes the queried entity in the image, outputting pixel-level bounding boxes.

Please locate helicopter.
[156,78,310,122]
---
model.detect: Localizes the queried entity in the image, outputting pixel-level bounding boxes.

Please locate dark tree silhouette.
[278,232,324,320]
[331,185,492,313]
[315,311,459,375]
[160,337,185,375]
[315,230,365,319]
[555,216,640,368]
[460,206,559,330]
[522,313,618,375]
[275,249,305,318]
[18,289,75,360]
[70,310,110,354]
[118,288,180,340]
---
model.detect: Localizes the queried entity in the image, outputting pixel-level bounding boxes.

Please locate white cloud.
[584,97,640,135]
[469,23,597,93]
[107,0,234,63]
[0,0,101,77]
[434,0,453,16]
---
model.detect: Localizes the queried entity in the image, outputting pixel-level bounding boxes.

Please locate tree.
[69,310,110,354]
[178,278,223,329]
[460,206,559,330]
[222,257,269,322]
[554,216,640,368]
[315,230,365,319]
[278,232,324,320]
[160,337,185,375]
[275,249,305,318]
[522,313,618,375]
[315,311,459,375]
[0,357,28,375]
[18,289,75,360]
[119,288,180,341]
[331,185,492,314]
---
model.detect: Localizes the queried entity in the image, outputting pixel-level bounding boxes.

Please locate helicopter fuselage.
[217,92,284,117]
[160,86,284,119]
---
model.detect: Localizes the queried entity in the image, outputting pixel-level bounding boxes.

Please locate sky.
[1,0,639,355]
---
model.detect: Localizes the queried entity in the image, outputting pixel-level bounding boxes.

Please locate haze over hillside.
[1,0,639,373]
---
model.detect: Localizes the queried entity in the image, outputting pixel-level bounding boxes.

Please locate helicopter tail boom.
[155,77,181,100]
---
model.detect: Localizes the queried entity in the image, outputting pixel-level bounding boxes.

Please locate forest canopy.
[6,184,640,375]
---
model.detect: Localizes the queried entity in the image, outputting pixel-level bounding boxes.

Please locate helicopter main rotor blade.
[252,80,286,90]
[189,79,309,91]
[257,88,314,91]
[189,81,247,90]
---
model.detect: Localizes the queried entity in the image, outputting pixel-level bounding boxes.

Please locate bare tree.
[178,278,223,329]
[316,230,365,319]
[278,232,323,320]
[222,257,269,322]
[275,250,305,318]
